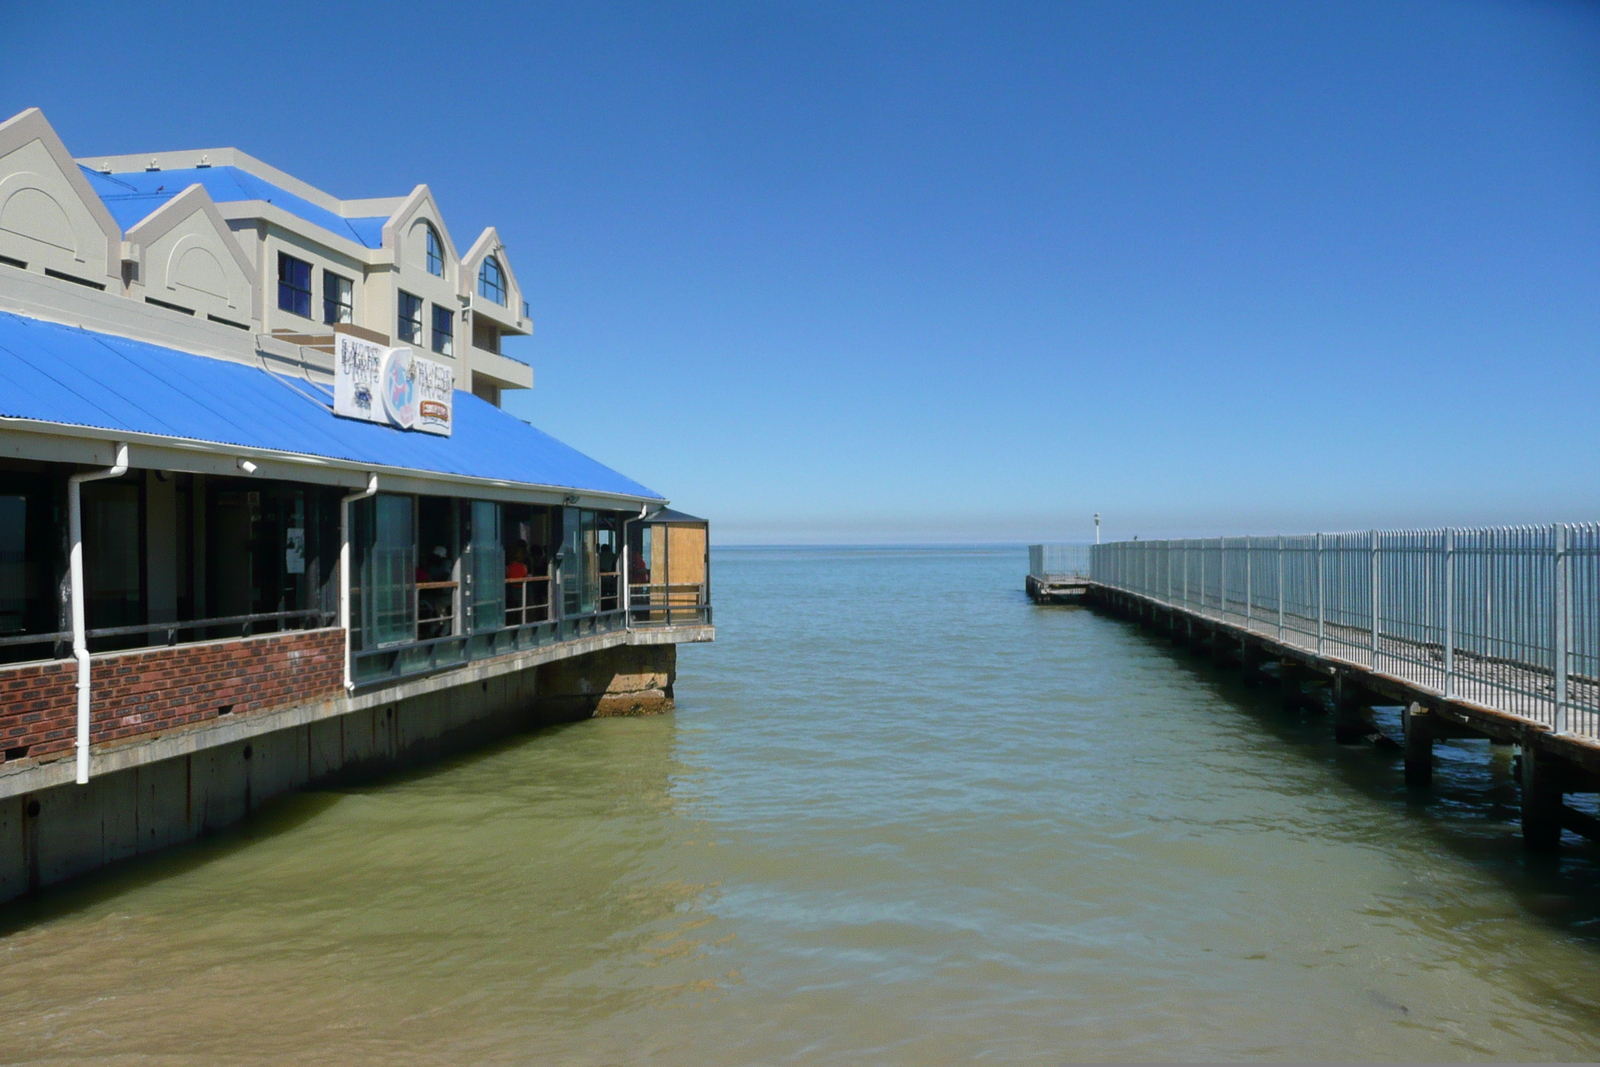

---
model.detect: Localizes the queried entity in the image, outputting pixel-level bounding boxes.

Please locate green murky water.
[4,546,1600,1063]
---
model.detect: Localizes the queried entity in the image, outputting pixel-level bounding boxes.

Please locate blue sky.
[5,2,1598,542]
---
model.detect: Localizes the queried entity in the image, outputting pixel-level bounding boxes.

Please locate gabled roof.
[123,183,258,284]
[78,165,389,247]
[0,310,662,502]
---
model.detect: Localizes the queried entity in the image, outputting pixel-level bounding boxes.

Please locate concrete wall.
[0,641,676,904]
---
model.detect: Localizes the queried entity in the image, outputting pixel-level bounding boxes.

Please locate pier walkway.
[1039,527,1600,851]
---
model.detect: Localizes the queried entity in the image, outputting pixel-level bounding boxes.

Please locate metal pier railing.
[1091,526,1600,740]
[1029,543,1092,580]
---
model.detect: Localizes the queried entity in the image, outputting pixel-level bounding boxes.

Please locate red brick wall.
[0,629,344,760]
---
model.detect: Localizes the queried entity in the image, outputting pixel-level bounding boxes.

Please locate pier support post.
[1402,702,1433,787]
[1211,628,1233,667]
[1278,658,1305,707]
[1239,641,1266,682]
[1521,745,1564,853]
[1332,673,1368,744]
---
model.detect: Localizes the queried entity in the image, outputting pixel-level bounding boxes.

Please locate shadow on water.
[1070,600,1600,943]
[0,715,597,936]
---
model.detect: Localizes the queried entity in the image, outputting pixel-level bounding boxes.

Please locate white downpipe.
[619,503,650,624]
[69,442,129,786]
[340,473,379,691]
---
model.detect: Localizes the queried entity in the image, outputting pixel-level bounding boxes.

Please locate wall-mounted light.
[237,459,258,474]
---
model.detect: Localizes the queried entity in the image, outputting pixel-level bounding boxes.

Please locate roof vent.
[145,158,160,172]
[98,162,111,174]
[196,154,211,168]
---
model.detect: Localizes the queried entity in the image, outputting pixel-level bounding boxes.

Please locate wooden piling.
[1402,702,1433,787]
[1521,745,1564,853]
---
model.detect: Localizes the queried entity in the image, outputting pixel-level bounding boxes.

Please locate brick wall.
[0,629,344,761]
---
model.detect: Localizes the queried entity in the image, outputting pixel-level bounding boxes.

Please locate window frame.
[431,303,454,357]
[397,290,424,345]
[277,252,313,319]
[425,226,444,277]
[322,270,353,326]
[477,257,506,306]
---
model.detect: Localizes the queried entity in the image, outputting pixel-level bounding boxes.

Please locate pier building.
[0,108,712,901]
[1032,531,1600,852]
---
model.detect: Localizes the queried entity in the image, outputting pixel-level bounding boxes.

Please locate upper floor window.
[431,304,454,357]
[277,253,312,318]
[398,291,423,345]
[425,226,444,277]
[478,256,506,306]
[323,271,353,325]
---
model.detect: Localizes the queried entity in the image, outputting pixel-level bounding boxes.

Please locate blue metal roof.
[79,166,389,248]
[0,311,662,501]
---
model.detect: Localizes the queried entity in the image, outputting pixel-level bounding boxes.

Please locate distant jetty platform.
[1025,544,1091,603]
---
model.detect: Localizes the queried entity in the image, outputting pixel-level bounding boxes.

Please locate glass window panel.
[560,506,580,618]
[0,495,24,634]
[469,501,503,633]
[397,291,423,345]
[477,257,506,305]
[84,482,142,630]
[356,493,415,648]
[323,272,352,325]
[277,253,312,318]
[580,510,599,615]
[431,304,454,356]
[425,227,443,277]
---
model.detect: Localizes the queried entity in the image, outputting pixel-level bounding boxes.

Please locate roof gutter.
[68,442,129,785]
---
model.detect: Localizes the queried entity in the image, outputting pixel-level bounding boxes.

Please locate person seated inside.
[506,541,529,580]
[417,546,454,639]
[423,545,452,582]
[598,540,619,609]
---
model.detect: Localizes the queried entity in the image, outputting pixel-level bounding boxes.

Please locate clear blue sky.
[5,2,1597,542]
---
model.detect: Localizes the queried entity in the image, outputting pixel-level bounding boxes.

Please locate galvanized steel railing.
[1030,543,1093,579]
[1091,527,1600,739]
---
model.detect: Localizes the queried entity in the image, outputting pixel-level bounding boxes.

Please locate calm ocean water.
[4,545,1600,1063]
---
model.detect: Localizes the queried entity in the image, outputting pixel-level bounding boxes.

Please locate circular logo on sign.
[381,349,417,429]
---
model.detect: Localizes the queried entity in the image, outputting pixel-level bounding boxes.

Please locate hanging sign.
[334,334,452,436]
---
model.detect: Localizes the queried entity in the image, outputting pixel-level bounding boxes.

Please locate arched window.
[478,256,506,305]
[425,225,444,277]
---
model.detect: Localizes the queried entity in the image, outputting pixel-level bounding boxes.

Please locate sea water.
[2,545,1600,1063]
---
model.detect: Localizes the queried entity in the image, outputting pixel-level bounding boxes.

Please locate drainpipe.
[69,442,129,785]
[340,473,379,691]
[620,503,650,626]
